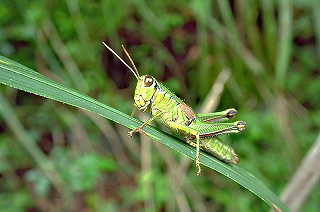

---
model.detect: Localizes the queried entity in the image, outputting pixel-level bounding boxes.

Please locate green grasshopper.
[103,42,246,175]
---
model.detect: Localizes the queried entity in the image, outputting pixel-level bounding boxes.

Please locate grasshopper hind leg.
[197,108,238,122]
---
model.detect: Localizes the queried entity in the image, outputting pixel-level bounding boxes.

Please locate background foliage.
[0,0,319,212]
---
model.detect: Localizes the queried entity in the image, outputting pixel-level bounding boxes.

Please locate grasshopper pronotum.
[103,42,246,176]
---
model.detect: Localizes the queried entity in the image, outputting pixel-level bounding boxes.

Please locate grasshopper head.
[102,43,156,111]
[134,75,157,111]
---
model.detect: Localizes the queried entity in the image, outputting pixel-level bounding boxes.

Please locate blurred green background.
[0,0,319,211]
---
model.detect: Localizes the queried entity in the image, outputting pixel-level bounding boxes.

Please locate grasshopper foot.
[127,128,148,137]
[127,131,134,137]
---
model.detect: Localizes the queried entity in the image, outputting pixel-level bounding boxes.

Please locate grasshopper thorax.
[134,75,157,111]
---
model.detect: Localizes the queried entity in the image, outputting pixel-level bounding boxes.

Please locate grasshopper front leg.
[128,112,164,137]
[128,115,158,137]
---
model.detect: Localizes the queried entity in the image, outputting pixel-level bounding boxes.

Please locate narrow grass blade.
[275,0,292,87]
[0,56,289,212]
[312,0,320,62]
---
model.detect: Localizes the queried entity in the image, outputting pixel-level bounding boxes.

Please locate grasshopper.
[103,42,246,176]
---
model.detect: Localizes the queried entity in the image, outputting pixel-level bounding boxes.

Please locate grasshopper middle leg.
[166,122,202,176]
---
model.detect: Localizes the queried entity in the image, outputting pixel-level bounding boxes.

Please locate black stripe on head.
[149,81,159,103]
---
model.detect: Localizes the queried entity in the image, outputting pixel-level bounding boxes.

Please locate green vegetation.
[0,0,319,211]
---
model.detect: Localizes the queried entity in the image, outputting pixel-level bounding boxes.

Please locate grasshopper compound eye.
[144,75,153,87]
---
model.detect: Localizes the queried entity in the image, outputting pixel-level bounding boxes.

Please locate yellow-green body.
[102,42,246,175]
[133,75,245,166]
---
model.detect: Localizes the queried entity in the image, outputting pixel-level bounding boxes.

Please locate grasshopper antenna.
[121,45,140,79]
[102,42,139,80]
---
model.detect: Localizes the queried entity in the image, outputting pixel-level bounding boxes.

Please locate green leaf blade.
[0,56,289,212]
